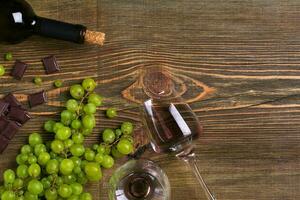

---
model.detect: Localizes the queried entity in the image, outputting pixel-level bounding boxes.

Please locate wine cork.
[85,30,105,46]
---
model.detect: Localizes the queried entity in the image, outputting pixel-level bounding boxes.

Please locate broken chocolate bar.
[0,135,9,153]
[28,90,47,107]
[0,100,9,116]
[4,93,22,107]
[42,55,60,74]
[11,60,28,80]
[1,120,21,140]
[7,106,31,124]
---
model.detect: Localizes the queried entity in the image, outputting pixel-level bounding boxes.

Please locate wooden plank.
[0,0,299,199]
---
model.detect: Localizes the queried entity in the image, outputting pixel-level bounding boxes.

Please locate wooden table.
[0,0,299,199]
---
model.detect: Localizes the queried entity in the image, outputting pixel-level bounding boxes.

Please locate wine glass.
[109,159,171,200]
[141,66,216,200]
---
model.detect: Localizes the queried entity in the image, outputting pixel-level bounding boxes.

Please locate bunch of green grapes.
[0,78,135,200]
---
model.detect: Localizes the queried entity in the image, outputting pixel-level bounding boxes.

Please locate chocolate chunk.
[0,116,9,130]
[7,106,31,124]
[2,121,20,140]
[0,135,9,153]
[42,56,60,74]
[28,90,47,107]
[0,100,9,116]
[11,60,28,80]
[4,93,22,107]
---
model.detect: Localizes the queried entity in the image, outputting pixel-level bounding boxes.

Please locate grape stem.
[76,91,91,118]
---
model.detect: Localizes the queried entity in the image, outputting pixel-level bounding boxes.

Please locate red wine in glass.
[141,66,216,200]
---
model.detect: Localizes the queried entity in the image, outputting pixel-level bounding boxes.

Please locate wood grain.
[1,0,300,199]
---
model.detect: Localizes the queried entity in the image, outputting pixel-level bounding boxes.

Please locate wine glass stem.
[178,154,216,200]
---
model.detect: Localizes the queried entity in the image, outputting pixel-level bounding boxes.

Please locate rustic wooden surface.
[0,0,300,199]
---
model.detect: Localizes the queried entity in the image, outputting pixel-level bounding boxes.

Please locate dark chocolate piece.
[1,120,20,140]
[0,116,9,130]
[4,93,22,107]
[0,135,9,153]
[28,90,47,107]
[11,60,28,80]
[0,100,9,115]
[42,56,60,74]
[7,106,31,124]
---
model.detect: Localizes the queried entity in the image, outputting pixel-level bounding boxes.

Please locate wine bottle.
[0,0,105,45]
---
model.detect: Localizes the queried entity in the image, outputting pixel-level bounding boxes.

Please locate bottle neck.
[33,16,87,44]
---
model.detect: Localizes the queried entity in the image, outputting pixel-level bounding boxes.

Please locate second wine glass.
[140,66,216,200]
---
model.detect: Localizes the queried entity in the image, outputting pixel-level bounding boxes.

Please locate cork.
[84,30,105,46]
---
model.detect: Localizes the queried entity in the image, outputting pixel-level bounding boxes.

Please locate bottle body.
[0,0,36,44]
[0,0,88,44]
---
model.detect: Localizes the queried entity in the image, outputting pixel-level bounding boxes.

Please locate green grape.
[82,115,95,129]
[21,145,32,154]
[46,159,59,174]
[122,135,134,143]
[17,153,29,164]
[111,147,125,159]
[33,77,42,85]
[53,122,64,133]
[62,175,76,184]
[28,133,43,147]
[41,178,51,189]
[102,129,115,144]
[0,65,5,76]
[56,177,63,186]
[17,165,28,179]
[24,191,38,200]
[117,139,134,155]
[70,84,85,100]
[92,144,99,151]
[66,99,79,112]
[61,110,74,125]
[64,139,74,148]
[81,128,92,136]
[1,190,15,200]
[28,155,37,164]
[83,103,96,114]
[56,126,72,140]
[45,188,57,200]
[82,78,96,92]
[34,144,46,155]
[68,195,79,200]
[104,146,111,155]
[106,108,117,118]
[49,152,57,159]
[84,148,95,161]
[80,192,92,200]
[16,155,24,165]
[27,179,43,195]
[70,183,82,196]
[94,153,104,164]
[58,184,73,198]
[38,152,50,165]
[51,140,64,154]
[60,159,74,175]
[80,160,87,169]
[3,169,15,184]
[54,80,63,88]
[121,122,134,135]
[13,178,23,189]
[70,144,85,157]
[28,164,41,178]
[71,119,82,130]
[96,145,106,154]
[88,93,102,107]
[72,133,84,144]
[115,129,122,138]
[101,155,114,169]
[44,120,56,132]
[73,166,81,174]
[70,157,81,167]
[4,52,13,61]
[84,162,102,182]
[76,172,87,185]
